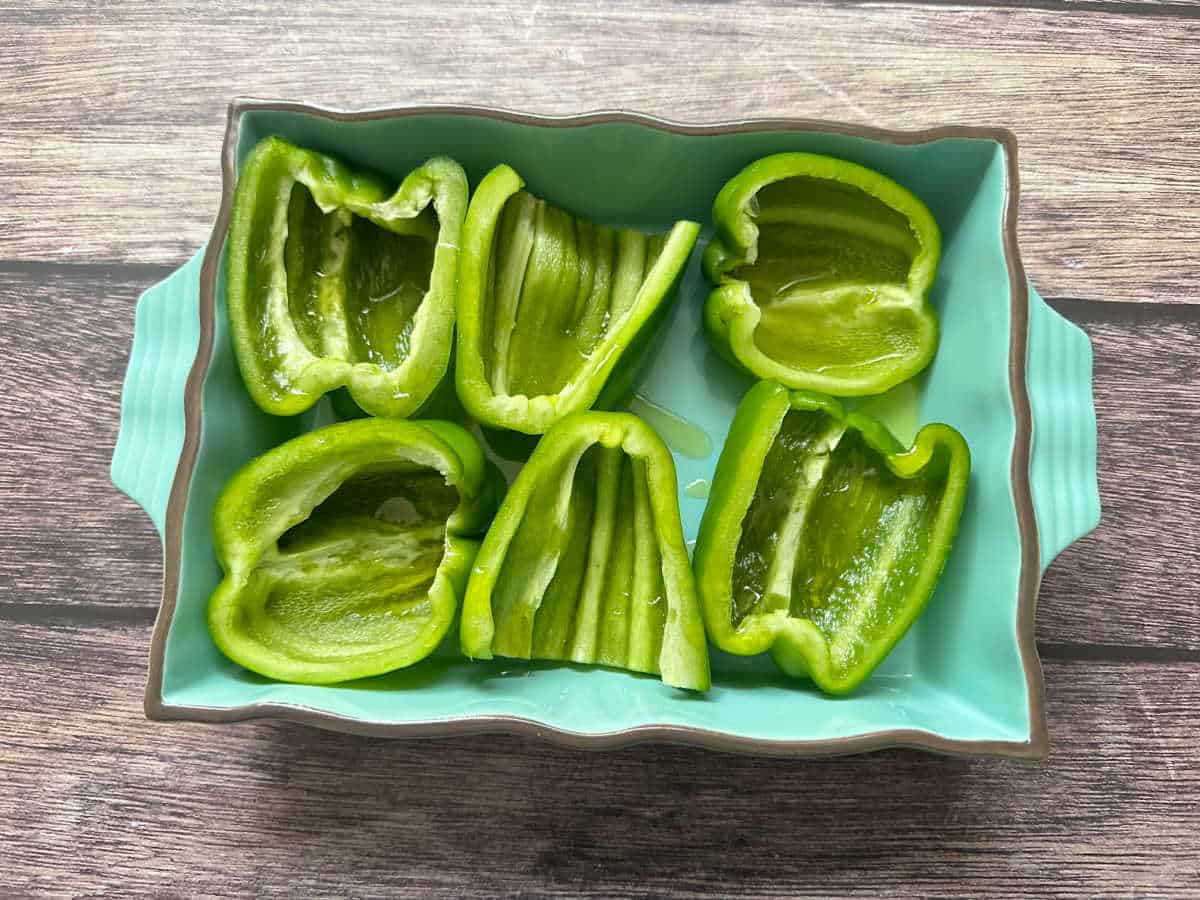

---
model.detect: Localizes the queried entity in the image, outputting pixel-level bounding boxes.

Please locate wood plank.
[0,620,1196,897]
[0,267,161,610]
[3,5,1191,895]
[1038,300,1200,654]
[853,0,1200,13]
[0,2,1197,303]
[2,269,1197,660]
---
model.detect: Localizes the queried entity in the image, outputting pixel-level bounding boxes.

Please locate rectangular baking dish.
[112,100,1100,758]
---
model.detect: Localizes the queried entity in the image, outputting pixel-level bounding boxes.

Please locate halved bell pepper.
[460,412,711,691]
[208,418,504,684]
[694,380,969,694]
[456,164,701,434]
[703,153,941,396]
[225,137,468,418]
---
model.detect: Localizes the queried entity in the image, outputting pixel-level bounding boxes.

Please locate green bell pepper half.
[694,380,969,694]
[455,164,701,435]
[208,418,504,684]
[703,153,941,396]
[460,411,711,691]
[225,137,468,418]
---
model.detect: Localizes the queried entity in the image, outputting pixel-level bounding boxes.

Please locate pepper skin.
[694,381,969,694]
[455,164,701,435]
[225,137,468,418]
[460,412,711,691]
[703,153,941,396]
[208,418,504,684]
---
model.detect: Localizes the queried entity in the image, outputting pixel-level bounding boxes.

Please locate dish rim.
[144,97,1045,760]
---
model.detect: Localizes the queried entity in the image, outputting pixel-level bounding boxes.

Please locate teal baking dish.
[111,100,1100,758]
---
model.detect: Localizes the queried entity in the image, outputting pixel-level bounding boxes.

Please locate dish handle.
[1025,283,1102,571]
[110,251,205,538]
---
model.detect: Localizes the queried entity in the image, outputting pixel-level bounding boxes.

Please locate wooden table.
[3,2,1198,895]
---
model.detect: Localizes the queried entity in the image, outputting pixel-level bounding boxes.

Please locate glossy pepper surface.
[694,381,969,694]
[226,137,468,418]
[456,164,701,435]
[703,153,941,396]
[460,412,711,691]
[208,418,504,684]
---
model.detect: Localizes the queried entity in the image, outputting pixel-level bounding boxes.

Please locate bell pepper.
[225,137,468,418]
[693,380,969,694]
[455,164,701,434]
[207,418,504,684]
[460,411,711,691]
[703,153,941,396]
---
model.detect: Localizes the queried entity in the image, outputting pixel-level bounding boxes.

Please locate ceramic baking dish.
[111,99,1100,758]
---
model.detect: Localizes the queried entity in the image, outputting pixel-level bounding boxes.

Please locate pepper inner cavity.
[735,176,922,375]
[283,180,436,371]
[482,191,668,398]
[731,409,945,672]
[487,444,668,675]
[250,467,458,654]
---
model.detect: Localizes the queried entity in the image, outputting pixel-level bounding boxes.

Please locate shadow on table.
[239,718,1018,894]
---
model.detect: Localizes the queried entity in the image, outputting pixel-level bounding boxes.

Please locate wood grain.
[2,5,1197,895]
[1,1,1198,303]
[1,621,1196,897]
[1037,300,1200,654]
[0,266,161,611]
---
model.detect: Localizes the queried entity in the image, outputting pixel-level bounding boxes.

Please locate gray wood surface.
[3,1,1199,304]
[1,1,1198,896]
[5,621,1200,897]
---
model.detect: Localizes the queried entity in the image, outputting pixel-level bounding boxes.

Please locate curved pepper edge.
[694,380,970,694]
[225,137,469,420]
[701,152,942,397]
[460,411,711,691]
[207,418,502,685]
[455,164,701,434]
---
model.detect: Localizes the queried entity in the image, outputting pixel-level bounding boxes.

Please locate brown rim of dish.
[143,98,1045,761]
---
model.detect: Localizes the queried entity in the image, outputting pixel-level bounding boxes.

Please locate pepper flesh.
[703,153,941,396]
[460,412,711,691]
[694,381,969,694]
[207,418,504,684]
[456,164,701,434]
[225,137,468,418]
